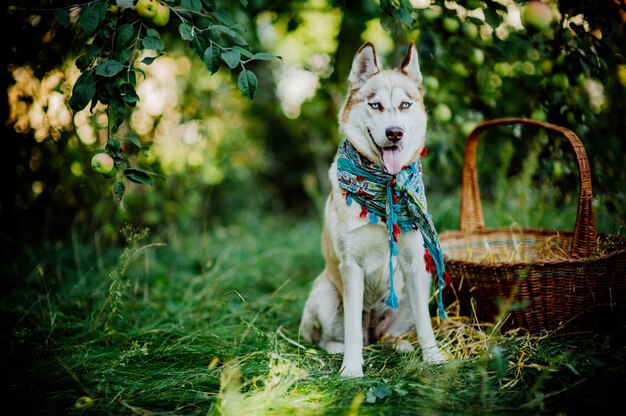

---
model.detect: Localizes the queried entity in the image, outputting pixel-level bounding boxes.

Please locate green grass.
[2,214,625,415]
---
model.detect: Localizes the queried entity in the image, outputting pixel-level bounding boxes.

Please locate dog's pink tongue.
[382,146,403,175]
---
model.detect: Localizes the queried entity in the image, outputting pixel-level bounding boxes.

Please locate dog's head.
[339,42,427,174]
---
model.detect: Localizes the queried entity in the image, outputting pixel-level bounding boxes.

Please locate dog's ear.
[348,42,380,88]
[399,42,423,84]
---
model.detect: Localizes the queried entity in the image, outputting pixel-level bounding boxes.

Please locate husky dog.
[299,42,446,377]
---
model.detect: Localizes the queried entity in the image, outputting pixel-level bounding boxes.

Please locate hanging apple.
[521,1,554,31]
[91,153,116,178]
[433,103,452,123]
[151,2,171,27]
[136,0,158,19]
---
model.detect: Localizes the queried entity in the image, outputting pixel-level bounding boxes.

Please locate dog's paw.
[321,341,344,355]
[339,364,364,378]
[422,346,447,364]
[394,340,415,353]
[340,356,364,377]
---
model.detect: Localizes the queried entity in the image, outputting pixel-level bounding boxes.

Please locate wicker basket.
[440,118,626,333]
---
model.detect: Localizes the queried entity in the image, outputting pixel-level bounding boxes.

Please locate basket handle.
[460,117,597,258]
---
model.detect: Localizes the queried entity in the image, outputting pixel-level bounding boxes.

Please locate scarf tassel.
[385,241,399,309]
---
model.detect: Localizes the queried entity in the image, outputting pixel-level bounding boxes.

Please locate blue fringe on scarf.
[336,139,447,319]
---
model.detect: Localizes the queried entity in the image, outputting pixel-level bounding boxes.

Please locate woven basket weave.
[440,118,626,333]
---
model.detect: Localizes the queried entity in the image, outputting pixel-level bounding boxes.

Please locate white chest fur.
[325,161,418,310]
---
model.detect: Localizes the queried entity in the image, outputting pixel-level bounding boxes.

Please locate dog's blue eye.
[400,102,412,109]
[369,102,382,110]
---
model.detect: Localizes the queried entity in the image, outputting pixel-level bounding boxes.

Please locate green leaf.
[109,98,127,134]
[181,0,203,12]
[75,54,95,71]
[213,10,236,26]
[114,48,132,65]
[96,60,125,77]
[69,72,96,112]
[252,52,278,61]
[120,83,139,105]
[85,43,100,57]
[114,157,128,170]
[79,4,104,35]
[112,180,125,204]
[131,67,147,80]
[126,136,142,149]
[230,32,249,47]
[76,45,100,70]
[209,24,237,38]
[124,168,154,186]
[234,46,255,59]
[115,24,135,49]
[142,35,164,51]
[483,8,502,30]
[372,385,391,399]
[203,46,221,74]
[190,34,210,59]
[106,137,122,156]
[53,9,70,28]
[141,55,159,65]
[221,49,241,69]
[380,0,394,13]
[380,14,395,32]
[365,385,391,404]
[179,23,194,41]
[237,69,257,100]
[467,16,484,26]
[127,69,137,87]
[394,7,413,26]
[239,0,249,7]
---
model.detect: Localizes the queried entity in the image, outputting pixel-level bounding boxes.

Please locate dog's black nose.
[385,127,404,142]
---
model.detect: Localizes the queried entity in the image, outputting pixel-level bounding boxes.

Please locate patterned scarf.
[336,139,448,319]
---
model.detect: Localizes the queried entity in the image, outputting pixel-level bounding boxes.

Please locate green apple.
[443,16,460,33]
[151,2,170,27]
[555,53,565,67]
[530,108,547,122]
[460,121,478,137]
[521,1,553,31]
[553,161,563,179]
[451,61,469,77]
[136,0,158,19]
[433,103,452,123]
[551,73,570,90]
[423,75,439,91]
[462,22,478,39]
[91,153,116,177]
[469,48,485,66]
[421,8,439,22]
[539,59,553,75]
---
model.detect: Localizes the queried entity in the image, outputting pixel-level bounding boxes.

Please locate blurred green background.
[2,2,626,413]
[2,0,625,260]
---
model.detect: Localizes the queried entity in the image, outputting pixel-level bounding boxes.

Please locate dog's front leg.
[339,259,365,377]
[399,243,446,364]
